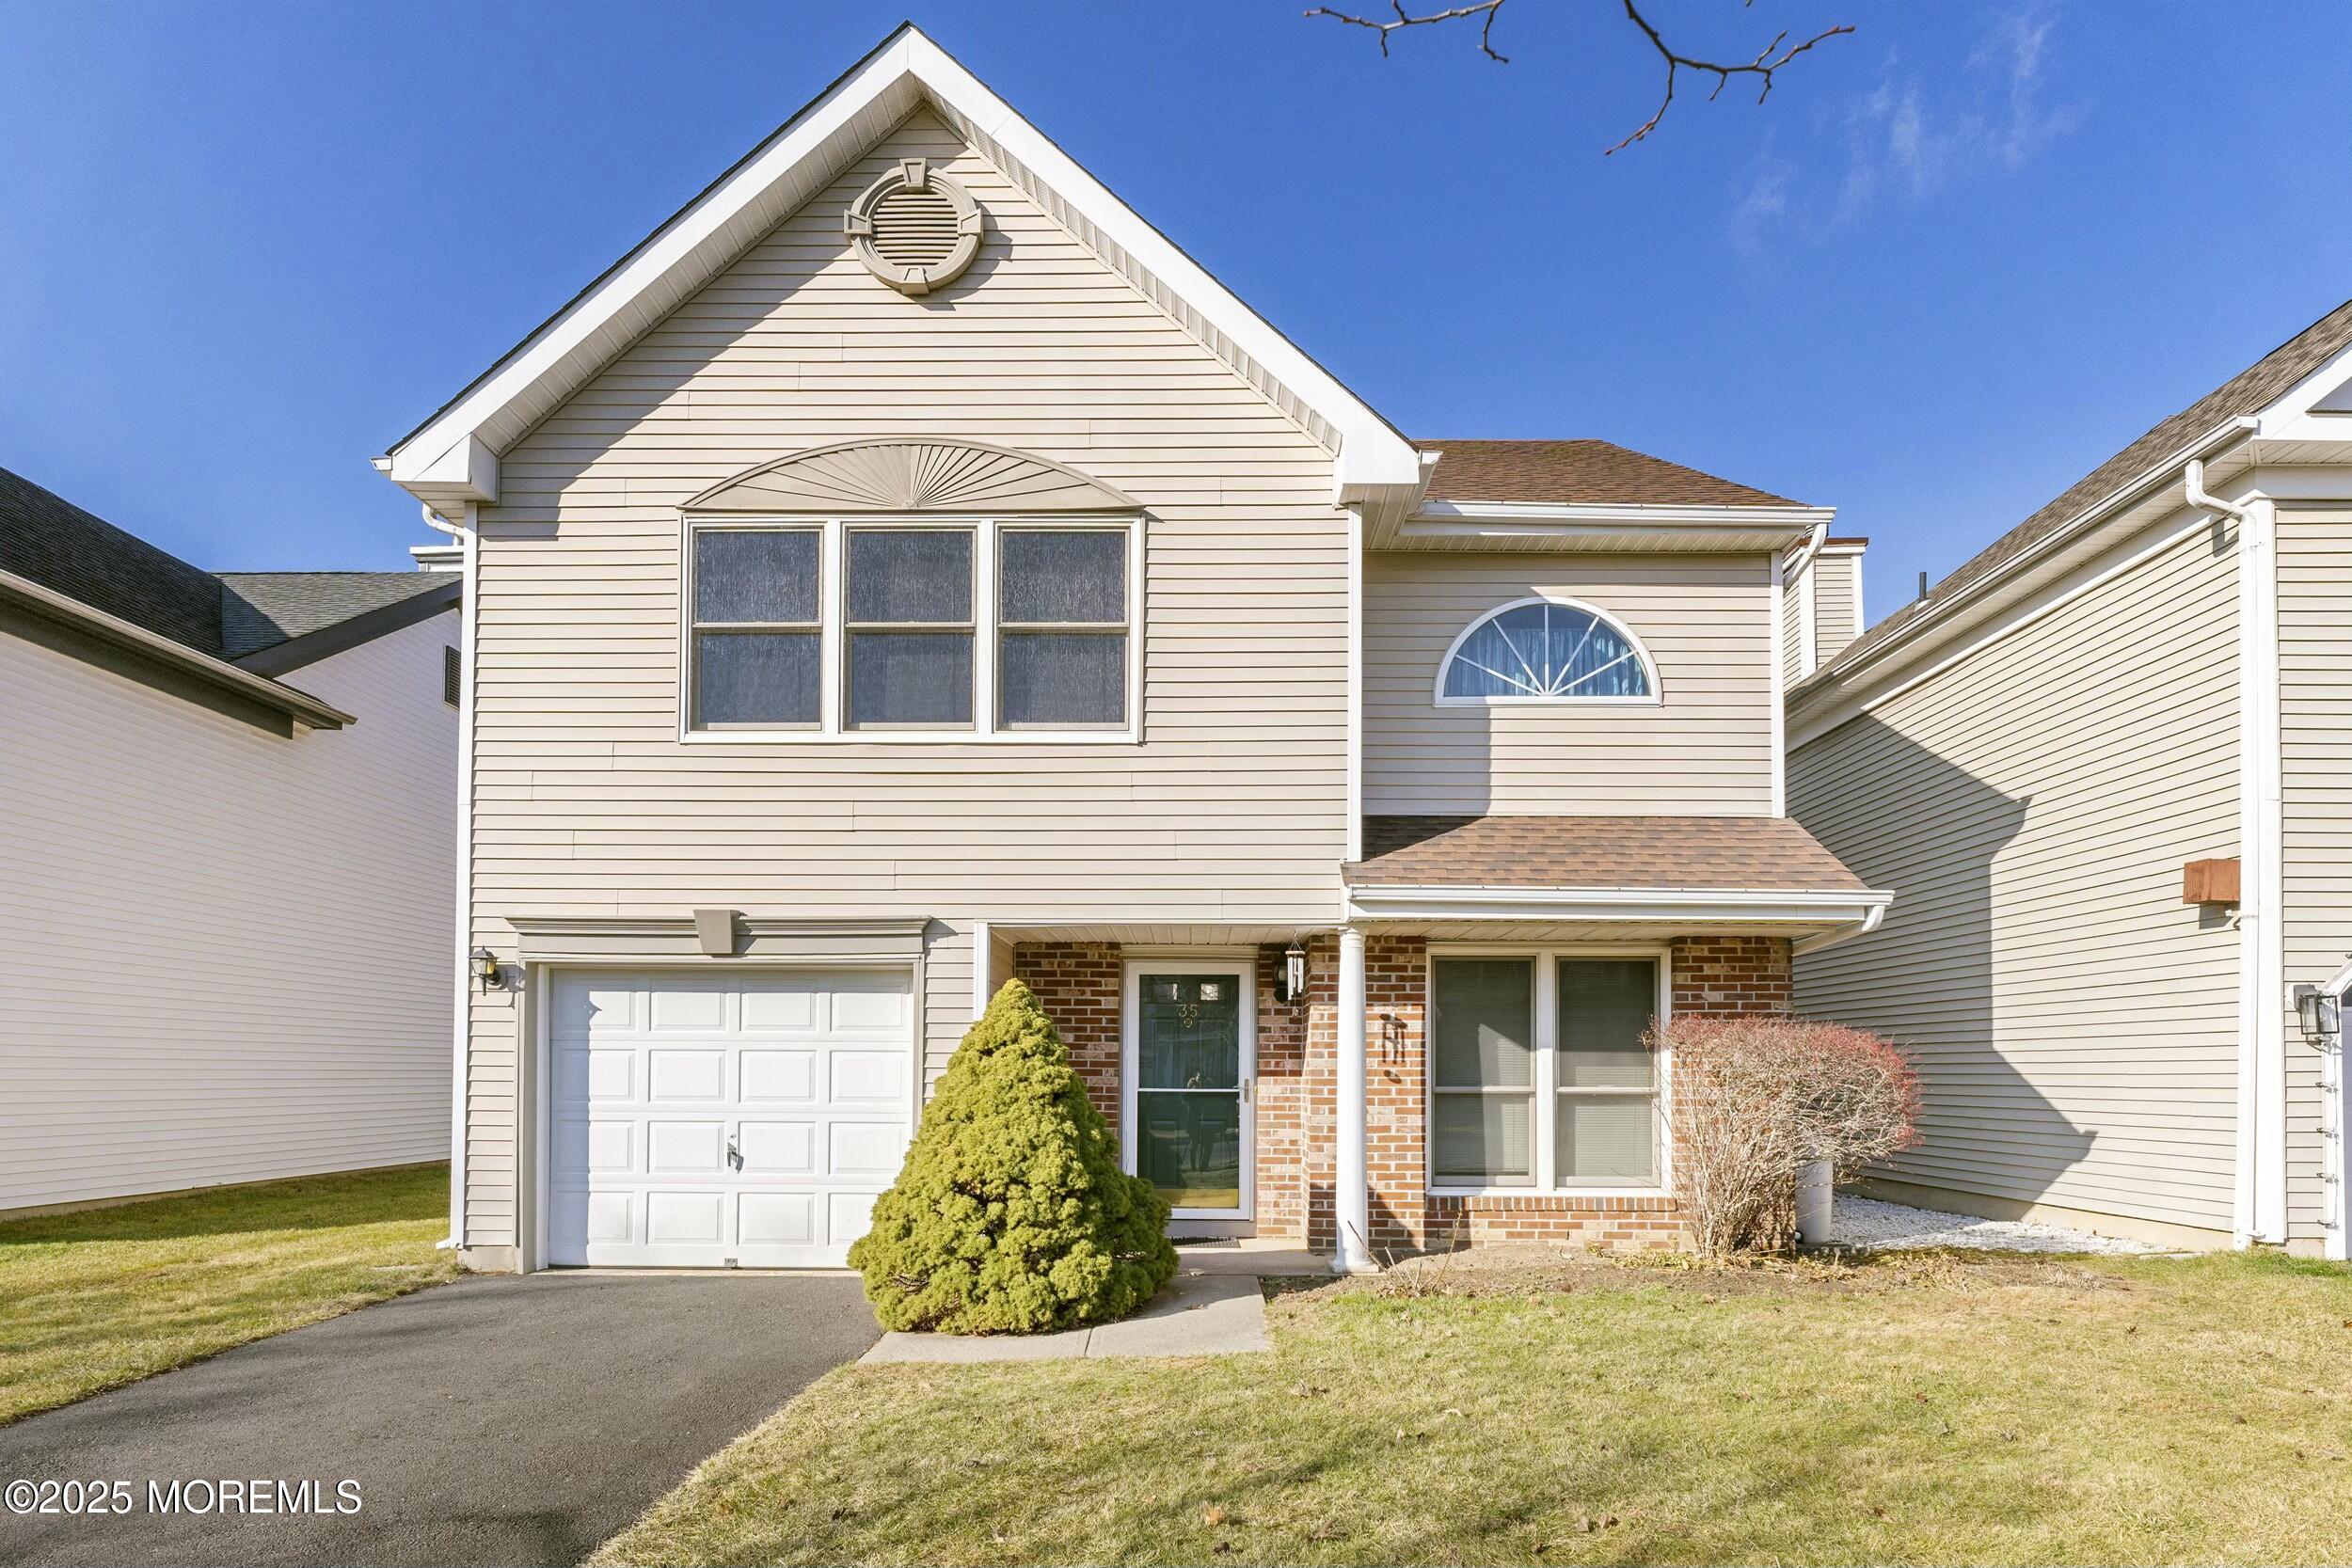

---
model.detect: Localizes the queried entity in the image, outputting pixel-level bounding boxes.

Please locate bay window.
[1428,952,1665,1193]
[684,515,1136,737]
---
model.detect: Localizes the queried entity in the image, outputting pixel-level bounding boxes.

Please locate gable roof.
[0,464,226,652]
[1810,296,2352,685]
[1416,439,1803,509]
[217,572,459,661]
[379,24,1423,514]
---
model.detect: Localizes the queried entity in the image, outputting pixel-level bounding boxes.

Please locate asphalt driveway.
[0,1271,877,1567]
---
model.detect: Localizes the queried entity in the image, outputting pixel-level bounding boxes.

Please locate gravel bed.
[1829,1196,2162,1254]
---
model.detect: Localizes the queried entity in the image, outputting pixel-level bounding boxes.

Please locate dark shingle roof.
[1345,815,1867,892]
[1417,440,1804,509]
[1816,296,2352,681]
[0,466,226,652]
[0,464,450,664]
[216,573,455,658]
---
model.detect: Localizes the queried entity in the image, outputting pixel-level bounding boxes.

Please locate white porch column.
[1332,925,1375,1274]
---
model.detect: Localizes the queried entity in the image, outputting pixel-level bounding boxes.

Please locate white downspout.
[2187,459,2285,1246]
[420,501,477,1253]
[1788,521,1829,679]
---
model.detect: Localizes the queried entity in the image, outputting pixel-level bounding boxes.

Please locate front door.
[1124,964,1254,1221]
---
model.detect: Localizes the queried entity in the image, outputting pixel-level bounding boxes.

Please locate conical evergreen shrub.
[848,977,1178,1333]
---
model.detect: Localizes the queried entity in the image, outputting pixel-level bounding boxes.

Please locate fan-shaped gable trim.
[684,439,1139,515]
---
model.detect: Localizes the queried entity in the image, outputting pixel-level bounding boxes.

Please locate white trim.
[971,918,992,1021]
[1431,594,1663,707]
[1119,958,1256,1222]
[1344,883,1893,927]
[383,25,1421,506]
[1422,942,1675,1199]
[1345,505,1363,865]
[1769,555,1787,816]
[2227,489,2287,1244]
[1412,498,1833,531]
[1333,927,1373,1272]
[448,512,479,1248]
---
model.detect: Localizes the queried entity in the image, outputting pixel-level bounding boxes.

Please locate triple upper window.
[687,518,1136,736]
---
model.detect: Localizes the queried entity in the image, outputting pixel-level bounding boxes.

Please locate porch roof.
[1345,815,1867,894]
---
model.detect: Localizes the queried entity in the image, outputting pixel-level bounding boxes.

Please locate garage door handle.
[726,1135,744,1173]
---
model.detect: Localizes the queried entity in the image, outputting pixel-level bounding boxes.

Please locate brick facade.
[1013,931,1794,1257]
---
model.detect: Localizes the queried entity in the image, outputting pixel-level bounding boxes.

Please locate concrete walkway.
[0,1272,877,1568]
[861,1272,1274,1362]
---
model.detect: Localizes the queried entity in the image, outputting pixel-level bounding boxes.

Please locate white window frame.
[677,513,1143,744]
[1423,943,1673,1199]
[1432,594,1663,708]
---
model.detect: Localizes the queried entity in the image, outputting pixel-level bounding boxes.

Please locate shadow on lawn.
[0,1164,448,1250]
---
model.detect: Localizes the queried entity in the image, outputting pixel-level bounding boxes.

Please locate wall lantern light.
[1277,942,1309,1005]
[2296,984,2342,1048]
[470,946,502,993]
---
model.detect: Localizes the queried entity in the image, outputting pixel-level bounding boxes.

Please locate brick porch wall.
[1010,942,1122,1127]
[1013,933,1794,1255]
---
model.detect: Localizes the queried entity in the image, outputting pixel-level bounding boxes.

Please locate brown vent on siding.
[845,158,984,295]
[2183,858,2240,905]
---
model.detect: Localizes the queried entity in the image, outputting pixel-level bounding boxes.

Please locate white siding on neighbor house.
[1813,553,1863,665]
[1363,550,1778,816]
[0,610,459,1212]
[2278,503,2352,1246]
[456,110,1352,1249]
[1789,517,2241,1234]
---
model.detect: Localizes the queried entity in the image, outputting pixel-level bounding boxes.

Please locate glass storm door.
[1130,968,1253,1218]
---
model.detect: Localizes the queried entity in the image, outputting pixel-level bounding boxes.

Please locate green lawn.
[594,1248,2352,1567]
[0,1164,460,1423]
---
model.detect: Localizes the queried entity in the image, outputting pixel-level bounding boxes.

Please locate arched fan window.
[1437,597,1659,704]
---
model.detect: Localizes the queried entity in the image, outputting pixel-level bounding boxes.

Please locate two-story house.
[380,25,1887,1275]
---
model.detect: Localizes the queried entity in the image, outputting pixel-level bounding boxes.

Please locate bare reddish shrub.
[1663,1015,1919,1257]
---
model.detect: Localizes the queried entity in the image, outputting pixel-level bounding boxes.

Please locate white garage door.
[548,968,915,1268]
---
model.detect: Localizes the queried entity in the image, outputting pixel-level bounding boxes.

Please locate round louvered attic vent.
[846,158,984,295]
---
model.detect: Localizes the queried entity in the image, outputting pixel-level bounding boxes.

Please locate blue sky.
[3,2,2347,624]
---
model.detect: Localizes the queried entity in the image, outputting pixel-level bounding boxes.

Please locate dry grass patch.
[595,1248,2352,1567]
[0,1164,459,1422]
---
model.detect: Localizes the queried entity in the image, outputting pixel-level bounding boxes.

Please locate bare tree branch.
[1302,0,1854,152]
[1302,1,1510,63]
[1607,0,1853,154]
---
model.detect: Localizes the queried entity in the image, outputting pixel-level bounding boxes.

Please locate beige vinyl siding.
[2279,504,2352,1244]
[1813,553,1862,664]
[1789,518,2240,1233]
[1364,551,1777,816]
[457,110,1350,1248]
[0,611,458,1212]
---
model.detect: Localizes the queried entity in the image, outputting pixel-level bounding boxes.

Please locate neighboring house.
[379,24,1888,1275]
[1788,300,2352,1257]
[0,466,460,1213]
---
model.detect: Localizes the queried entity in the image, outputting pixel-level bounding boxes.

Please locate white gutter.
[419,502,478,1253]
[2186,458,2286,1247]
[2319,956,2352,1261]
[1785,519,1830,679]
[1343,882,1892,929]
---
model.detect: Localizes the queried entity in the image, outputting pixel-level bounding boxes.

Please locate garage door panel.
[738,1119,816,1173]
[646,1119,727,1173]
[830,1121,910,1178]
[646,1049,726,1102]
[647,986,729,1033]
[548,968,914,1269]
[740,1050,818,1102]
[739,1192,817,1246]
